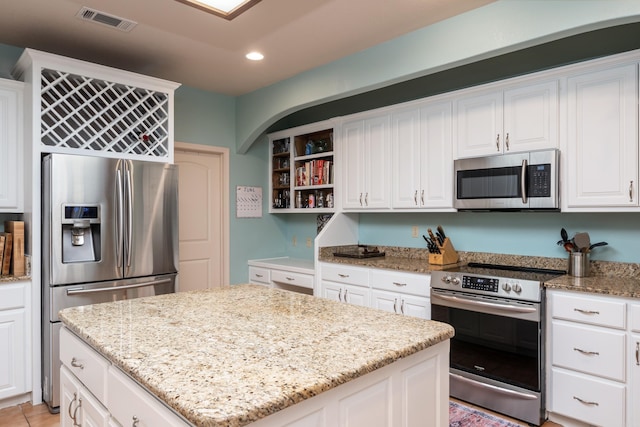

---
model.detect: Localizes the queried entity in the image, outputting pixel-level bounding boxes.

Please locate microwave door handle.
[521,159,528,205]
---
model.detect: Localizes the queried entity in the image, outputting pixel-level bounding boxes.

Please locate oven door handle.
[66,278,172,295]
[451,373,538,400]
[432,293,537,313]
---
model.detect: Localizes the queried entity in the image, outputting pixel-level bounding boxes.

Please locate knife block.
[428,238,459,266]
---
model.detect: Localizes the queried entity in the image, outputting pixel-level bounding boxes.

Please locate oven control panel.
[462,275,499,292]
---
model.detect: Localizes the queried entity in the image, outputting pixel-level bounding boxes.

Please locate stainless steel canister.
[568,252,590,277]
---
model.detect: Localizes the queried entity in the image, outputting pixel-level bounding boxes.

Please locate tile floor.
[0,401,562,427]
[0,402,59,427]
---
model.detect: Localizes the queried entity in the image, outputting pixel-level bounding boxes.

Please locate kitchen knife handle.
[520,159,528,204]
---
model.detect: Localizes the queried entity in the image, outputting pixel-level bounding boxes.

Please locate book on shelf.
[296,160,333,186]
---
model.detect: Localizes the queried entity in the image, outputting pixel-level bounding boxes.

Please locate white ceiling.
[0,0,495,95]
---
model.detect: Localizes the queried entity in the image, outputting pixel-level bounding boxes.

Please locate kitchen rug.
[449,401,523,427]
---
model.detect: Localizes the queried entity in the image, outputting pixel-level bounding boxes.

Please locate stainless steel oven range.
[430,263,565,426]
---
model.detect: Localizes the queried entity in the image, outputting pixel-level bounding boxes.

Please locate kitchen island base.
[62,326,449,427]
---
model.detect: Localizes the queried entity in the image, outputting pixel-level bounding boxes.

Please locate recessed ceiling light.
[246,51,264,61]
[175,0,261,20]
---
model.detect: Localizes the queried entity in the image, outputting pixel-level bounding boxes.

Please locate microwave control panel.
[528,164,551,197]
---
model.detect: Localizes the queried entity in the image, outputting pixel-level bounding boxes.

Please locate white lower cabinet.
[369,270,430,319]
[320,263,370,307]
[547,290,636,426]
[247,258,315,294]
[0,281,28,400]
[61,365,110,427]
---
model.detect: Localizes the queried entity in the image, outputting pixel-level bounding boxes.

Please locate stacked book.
[295,160,333,187]
[0,221,25,277]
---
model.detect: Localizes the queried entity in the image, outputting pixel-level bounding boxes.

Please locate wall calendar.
[236,186,262,218]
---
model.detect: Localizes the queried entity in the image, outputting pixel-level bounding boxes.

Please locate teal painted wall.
[358,212,640,264]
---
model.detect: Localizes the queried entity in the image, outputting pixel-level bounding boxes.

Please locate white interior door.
[175,143,229,291]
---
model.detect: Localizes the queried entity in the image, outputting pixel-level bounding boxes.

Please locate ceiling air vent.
[76,7,137,32]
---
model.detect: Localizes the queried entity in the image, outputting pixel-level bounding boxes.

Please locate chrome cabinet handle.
[630,180,634,202]
[393,282,407,287]
[359,193,363,206]
[285,276,295,281]
[255,274,263,278]
[636,342,639,366]
[496,134,500,151]
[338,289,343,302]
[73,398,82,426]
[68,392,78,420]
[344,289,349,302]
[574,308,599,315]
[414,190,418,205]
[421,190,424,205]
[505,132,510,151]
[365,192,368,206]
[70,357,84,369]
[132,415,140,427]
[338,273,349,278]
[400,299,405,314]
[573,347,600,356]
[573,396,599,406]
[393,298,398,313]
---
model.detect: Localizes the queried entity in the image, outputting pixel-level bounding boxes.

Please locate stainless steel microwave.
[454,149,559,210]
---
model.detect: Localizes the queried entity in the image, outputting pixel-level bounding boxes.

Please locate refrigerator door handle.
[116,165,124,271]
[66,278,172,295]
[125,161,133,270]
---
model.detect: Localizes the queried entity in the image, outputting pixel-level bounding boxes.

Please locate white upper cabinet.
[0,79,23,212]
[342,114,391,210]
[455,80,558,159]
[391,100,453,209]
[564,63,638,209]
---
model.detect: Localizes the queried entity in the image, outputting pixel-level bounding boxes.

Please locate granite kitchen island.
[59,284,453,427]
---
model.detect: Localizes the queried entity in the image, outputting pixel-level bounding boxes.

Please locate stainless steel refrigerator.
[42,153,178,412]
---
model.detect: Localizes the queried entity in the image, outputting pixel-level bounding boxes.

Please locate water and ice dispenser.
[61,205,101,263]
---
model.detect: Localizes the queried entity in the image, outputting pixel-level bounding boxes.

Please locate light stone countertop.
[59,284,454,427]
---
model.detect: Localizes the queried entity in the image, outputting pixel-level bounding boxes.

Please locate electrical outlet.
[306,237,312,248]
[292,236,297,246]
[412,226,419,238]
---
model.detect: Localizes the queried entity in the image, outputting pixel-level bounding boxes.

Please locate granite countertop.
[320,245,640,299]
[59,284,454,427]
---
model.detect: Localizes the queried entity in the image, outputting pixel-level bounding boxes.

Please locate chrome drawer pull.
[392,282,407,287]
[573,308,599,315]
[573,347,599,356]
[573,396,599,406]
[285,276,295,281]
[255,274,263,278]
[132,415,140,426]
[338,274,349,278]
[393,298,398,313]
[73,398,82,427]
[636,342,639,366]
[414,190,418,205]
[68,392,78,420]
[70,357,84,369]
[400,300,405,314]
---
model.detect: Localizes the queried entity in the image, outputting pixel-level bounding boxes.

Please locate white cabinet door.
[391,102,453,209]
[61,366,110,427]
[565,64,638,208]
[371,289,401,315]
[0,79,23,212]
[400,295,430,320]
[321,282,369,307]
[455,90,503,158]
[371,290,429,319]
[392,109,421,208]
[342,115,390,209]
[0,281,27,400]
[503,80,558,153]
[455,80,558,159]
[631,334,640,427]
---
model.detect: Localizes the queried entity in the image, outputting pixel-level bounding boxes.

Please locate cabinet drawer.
[551,368,625,427]
[321,264,368,286]
[108,367,190,427]
[249,266,271,285]
[369,270,429,297]
[552,320,625,381]
[271,269,313,289]
[59,327,109,404]
[550,291,625,329]
[630,303,640,333]
[0,282,26,310]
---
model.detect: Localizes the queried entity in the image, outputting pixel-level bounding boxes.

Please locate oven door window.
[432,303,540,391]
[456,166,522,199]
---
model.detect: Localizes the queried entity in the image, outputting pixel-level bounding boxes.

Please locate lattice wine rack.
[40,68,170,157]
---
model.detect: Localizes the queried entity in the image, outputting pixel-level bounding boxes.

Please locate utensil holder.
[428,238,459,266]
[568,252,590,277]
